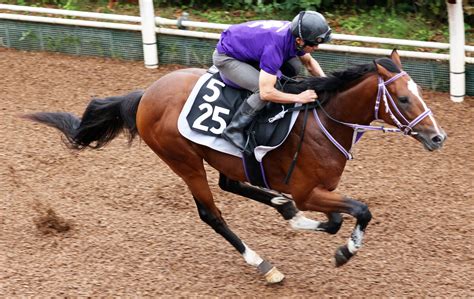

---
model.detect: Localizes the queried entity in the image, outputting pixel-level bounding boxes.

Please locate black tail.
[23,90,144,149]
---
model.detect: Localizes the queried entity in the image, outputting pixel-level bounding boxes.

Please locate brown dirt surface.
[1,48,473,297]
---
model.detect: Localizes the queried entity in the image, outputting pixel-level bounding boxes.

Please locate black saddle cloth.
[186,72,296,152]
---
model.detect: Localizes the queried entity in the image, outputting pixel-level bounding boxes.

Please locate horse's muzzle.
[414,127,447,151]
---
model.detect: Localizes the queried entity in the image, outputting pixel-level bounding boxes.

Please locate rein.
[312,71,432,160]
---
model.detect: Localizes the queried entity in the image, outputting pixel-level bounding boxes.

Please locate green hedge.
[11,0,473,22]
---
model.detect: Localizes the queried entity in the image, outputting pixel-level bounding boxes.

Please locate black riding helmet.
[290,11,332,46]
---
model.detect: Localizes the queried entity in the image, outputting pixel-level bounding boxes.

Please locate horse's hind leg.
[161,158,284,283]
[219,174,343,234]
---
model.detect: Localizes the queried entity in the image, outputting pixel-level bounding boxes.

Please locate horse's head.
[373,50,447,151]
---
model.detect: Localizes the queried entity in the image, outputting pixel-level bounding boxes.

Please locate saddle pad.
[177,67,301,162]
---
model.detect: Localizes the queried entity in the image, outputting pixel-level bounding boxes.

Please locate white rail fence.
[0,2,471,101]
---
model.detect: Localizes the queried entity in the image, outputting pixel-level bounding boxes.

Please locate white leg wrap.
[347,225,364,254]
[289,212,322,230]
[243,243,285,283]
[242,243,263,267]
[270,196,291,205]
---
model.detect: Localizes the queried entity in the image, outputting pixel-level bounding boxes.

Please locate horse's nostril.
[432,135,444,144]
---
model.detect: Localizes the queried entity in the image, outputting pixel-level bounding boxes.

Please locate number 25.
[192,103,230,134]
[192,78,230,134]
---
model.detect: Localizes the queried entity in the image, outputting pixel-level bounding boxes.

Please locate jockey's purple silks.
[216,20,305,76]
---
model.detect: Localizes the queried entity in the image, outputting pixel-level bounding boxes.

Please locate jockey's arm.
[259,70,316,104]
[299,53,326,77]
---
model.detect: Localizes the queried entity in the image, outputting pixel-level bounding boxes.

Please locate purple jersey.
[216,20,305,76]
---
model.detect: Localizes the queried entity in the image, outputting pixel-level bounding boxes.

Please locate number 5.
[203,78,225,103]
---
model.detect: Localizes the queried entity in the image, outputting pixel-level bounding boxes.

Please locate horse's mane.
[283,58,401,103]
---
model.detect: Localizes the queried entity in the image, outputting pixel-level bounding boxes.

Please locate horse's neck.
[282,74,380,188]
[305,74,379,158]
[323,74,378,125]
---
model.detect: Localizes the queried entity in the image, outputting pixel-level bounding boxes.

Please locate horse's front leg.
[295,187,372,267]
[219,174,343,234]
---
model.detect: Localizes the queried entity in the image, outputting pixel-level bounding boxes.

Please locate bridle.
[374,71,432,135]
[312,71,433,160]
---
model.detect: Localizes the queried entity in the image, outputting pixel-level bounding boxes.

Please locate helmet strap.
[297,11,305,40]
[295,38,305,51]
[295,11,306,51]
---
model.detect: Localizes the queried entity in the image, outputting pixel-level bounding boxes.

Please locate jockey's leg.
[280,57,303,78]
[221,93,265,153]
[212,50,260,92]
[219,174,343,234]
[212,50,266,153]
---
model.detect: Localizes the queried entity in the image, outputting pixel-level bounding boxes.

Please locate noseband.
[313,71,433,160]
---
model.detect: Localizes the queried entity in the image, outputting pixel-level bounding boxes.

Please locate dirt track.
[1,48,473,297]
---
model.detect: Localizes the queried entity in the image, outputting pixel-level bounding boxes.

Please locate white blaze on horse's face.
[402,78,447,150]
[407,79,443,136]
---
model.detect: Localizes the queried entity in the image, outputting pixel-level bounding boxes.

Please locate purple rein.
[313,71,432,160]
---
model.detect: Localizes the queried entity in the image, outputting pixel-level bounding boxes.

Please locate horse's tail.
[23,90,144,150]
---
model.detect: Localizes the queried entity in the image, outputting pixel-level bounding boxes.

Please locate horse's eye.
[398,96,409,104]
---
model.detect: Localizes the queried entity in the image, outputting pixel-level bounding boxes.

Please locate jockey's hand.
[296,89,317,103]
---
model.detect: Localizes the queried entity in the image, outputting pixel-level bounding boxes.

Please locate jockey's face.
[303,44,319,53]
[296,37,319,53]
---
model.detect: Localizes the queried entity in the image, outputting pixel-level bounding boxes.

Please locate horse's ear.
[374,60,391,79]
[390,49,403,70]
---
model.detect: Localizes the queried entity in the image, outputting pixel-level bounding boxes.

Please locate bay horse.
[24,50,446,284]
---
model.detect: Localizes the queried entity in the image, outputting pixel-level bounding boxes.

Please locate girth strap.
[284,103,311,184]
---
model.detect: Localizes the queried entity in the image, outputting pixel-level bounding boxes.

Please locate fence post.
[447,0,465,102]
[139,0,158,68]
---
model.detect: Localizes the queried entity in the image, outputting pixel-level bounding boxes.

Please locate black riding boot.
[222,99,261,153]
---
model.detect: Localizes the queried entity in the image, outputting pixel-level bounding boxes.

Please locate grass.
[107,4,472,47]
[1,1,472,48]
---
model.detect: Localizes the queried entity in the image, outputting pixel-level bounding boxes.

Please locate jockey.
[213,10,332,152]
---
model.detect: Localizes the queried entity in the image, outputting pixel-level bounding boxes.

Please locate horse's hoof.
[258,260,285,284]
[264,267,285,284]
[334,245,354,267]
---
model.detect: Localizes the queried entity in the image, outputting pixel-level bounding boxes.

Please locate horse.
[23,50,446,284]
